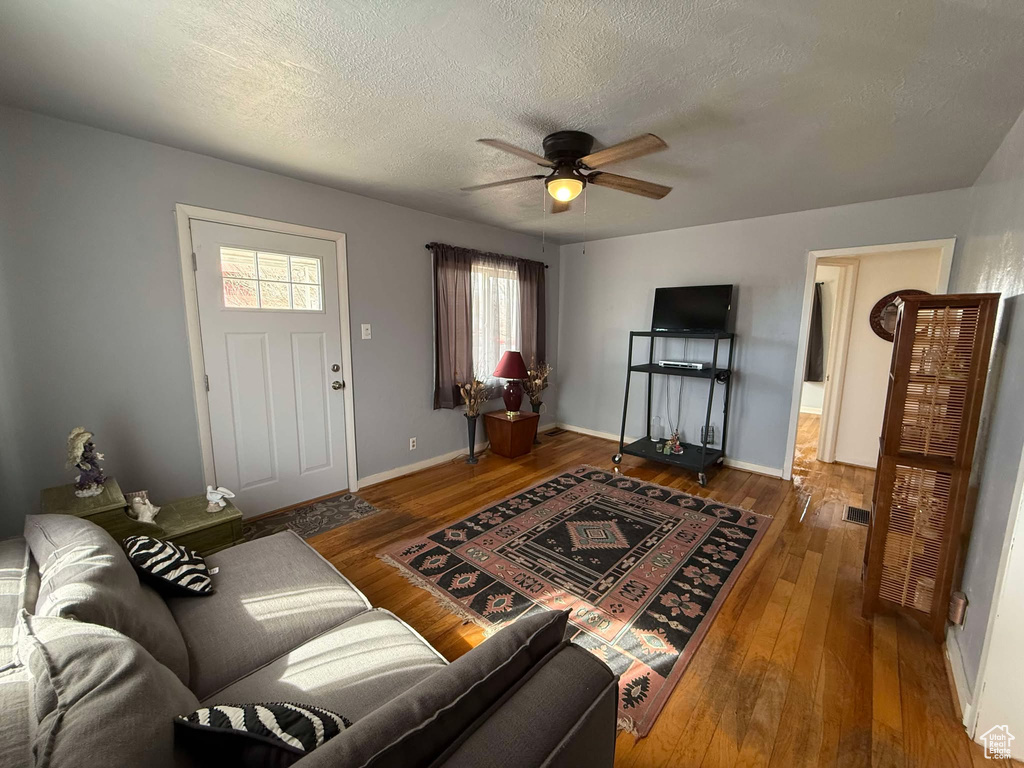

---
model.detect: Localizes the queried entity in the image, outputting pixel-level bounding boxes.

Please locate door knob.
[332,381,344,390]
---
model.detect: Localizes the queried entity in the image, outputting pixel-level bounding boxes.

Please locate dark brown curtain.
[805,282,824,382]
[518,258,547,368]
[431,243,473,409]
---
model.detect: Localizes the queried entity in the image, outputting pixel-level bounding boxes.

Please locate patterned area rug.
[381,466,771,737]
[243,492,382,541]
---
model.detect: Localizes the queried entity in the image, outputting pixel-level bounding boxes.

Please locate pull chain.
[582,185,588,255]
[541,183,546,254]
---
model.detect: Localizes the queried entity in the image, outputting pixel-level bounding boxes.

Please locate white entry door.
[191,220,348,516]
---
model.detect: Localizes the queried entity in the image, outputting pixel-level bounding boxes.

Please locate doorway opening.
[785,239,955,509]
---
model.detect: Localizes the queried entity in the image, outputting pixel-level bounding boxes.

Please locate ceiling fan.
[461,131,672,213]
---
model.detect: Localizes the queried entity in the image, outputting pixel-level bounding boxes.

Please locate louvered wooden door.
[863,293,999,639]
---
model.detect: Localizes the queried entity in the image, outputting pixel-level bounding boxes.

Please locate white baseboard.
[556,423,784,478]
[945,626,976,730]
[359,442,490,488]
[722,458,785,478]
[800,406,823,415]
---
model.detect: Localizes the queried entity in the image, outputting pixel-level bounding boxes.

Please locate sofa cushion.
[24,514,190,684]
[203,608,447,720]
[434,644,618,768]
[18,611,201,768]
[292,608,569,768]
[176,701,350,768]
[0,665,33,768]
[167,531,371,698]
[0,537,31,671]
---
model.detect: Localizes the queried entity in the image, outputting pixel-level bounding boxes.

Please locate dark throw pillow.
[175,702,351,768]
[124,535,214,596]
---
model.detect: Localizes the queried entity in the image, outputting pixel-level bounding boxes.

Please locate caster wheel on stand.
[612,454,622,465]
[698,472,708,487]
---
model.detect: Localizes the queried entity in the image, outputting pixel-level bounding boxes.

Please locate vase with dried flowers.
[66,427,107,498]
[524,361,552,414]
[523,361,552,444]
[457,375,490,464]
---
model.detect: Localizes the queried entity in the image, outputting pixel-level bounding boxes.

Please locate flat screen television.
[651,284,733,333]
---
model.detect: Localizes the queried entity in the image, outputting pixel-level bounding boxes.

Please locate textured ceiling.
[3,0,1024,243]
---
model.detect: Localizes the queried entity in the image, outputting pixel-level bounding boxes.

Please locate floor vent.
[545,427,568,437]
[843,505,870,526]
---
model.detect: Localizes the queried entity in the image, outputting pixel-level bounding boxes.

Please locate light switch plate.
[361,324,372,340]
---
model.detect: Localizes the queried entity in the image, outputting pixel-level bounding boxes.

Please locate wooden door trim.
[174,204,360,493]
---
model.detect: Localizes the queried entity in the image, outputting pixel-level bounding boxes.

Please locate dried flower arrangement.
[523,361,553,406]
[456,375,490,417]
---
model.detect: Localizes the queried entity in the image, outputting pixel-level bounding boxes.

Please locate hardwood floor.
[309,419,1007,767]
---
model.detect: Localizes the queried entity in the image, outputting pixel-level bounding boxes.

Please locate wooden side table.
[484,411,540,459]
[40,480,243,556]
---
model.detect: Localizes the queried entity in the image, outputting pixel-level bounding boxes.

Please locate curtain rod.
[424,243,548,268]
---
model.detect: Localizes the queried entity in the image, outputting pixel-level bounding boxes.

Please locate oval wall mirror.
[869,289,930,341]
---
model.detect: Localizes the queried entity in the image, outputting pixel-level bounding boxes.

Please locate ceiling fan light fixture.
[545,169,584,202]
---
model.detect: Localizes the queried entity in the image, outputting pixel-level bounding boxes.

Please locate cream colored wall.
[833,247,945,467]
[800,265,841,414]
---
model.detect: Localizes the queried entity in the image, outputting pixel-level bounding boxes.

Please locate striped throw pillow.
[123,536,214,596]
[175,702,350,764]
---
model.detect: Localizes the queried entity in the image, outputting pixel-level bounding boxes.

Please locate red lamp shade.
[493,351,528,414]
[492,351,528,380]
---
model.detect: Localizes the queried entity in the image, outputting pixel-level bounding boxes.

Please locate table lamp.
[492,351,529,415]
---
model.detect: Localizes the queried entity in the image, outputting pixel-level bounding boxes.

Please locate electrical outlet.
[409,437,416,451]
[361,324,372,340]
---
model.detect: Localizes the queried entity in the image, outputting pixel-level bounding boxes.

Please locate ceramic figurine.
[66,427,107,498]
[129,496,161,524]
[206,486,236,512]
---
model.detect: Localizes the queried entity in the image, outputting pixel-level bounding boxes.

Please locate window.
[220,247,322,311]
[471,258,520,380]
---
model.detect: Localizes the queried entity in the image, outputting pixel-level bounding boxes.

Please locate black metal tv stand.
[612,330,735,486]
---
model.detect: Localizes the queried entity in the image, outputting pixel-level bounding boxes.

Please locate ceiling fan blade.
[587,172,672,199]
[551,198,571,214]
[461,175,545,192]
[477,139,554,167]
[579,134,668,169]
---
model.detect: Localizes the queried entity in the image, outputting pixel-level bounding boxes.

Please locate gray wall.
[0,106,558,536]
[557,188,971,473]
[948,105,1024,692]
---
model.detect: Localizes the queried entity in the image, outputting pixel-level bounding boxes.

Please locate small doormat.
[380,466,771,737]
[243,492,382,541]
[843,504,871,526]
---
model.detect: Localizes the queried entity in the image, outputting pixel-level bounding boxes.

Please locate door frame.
[174,203,360,493]
[782,238,955,480]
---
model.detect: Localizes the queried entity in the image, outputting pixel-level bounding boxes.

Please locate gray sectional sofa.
[0,514,618,767]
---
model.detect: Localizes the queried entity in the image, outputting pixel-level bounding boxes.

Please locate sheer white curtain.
[471,256,521,382]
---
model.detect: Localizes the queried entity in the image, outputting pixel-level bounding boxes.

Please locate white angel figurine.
[129,496,161,524]
[206,486,236,512]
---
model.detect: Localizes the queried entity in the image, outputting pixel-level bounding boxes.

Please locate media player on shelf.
[658,360,708,370]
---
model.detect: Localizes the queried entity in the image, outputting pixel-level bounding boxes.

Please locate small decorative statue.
[128,495,161,524]
[66,427,107,497]
[666,431,684,455]
[206,485,236,512]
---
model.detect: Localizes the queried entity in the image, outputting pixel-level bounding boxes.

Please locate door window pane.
[292,283,322,311]
[220,248,323,311]
[221,248,257,279]
[223,278,259,308]
[257,252,290,282]
[291,256,321,284]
